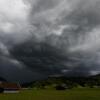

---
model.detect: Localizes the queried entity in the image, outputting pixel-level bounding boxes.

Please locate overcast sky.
[0,0,100,83]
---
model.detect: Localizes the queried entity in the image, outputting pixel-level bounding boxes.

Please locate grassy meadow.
[0,88,100,100]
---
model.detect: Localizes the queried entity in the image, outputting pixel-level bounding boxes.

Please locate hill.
[0,77,7,82]
[24,74,100,89]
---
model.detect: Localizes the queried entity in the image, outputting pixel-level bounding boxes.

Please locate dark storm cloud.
[0,0,100,83]
[25,0,100,76]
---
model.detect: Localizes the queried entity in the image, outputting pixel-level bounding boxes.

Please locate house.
[0,82,21,93]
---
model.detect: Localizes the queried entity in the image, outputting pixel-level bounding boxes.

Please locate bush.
[55,84,67,90]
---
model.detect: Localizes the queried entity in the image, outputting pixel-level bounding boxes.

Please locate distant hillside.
[24,74,100,89]
[0,77,7,82]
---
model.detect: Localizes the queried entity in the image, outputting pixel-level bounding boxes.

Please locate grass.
[0,88,100,100]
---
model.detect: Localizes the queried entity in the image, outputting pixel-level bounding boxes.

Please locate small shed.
[0,82,21,93]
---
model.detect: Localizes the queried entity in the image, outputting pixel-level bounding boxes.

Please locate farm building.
[0,82,21,93]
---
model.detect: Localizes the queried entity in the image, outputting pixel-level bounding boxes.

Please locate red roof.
[0,82,21,90]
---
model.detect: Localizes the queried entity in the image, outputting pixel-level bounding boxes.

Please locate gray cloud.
[0,0,100,83]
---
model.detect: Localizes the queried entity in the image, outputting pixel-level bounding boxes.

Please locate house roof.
[0,82,21,89]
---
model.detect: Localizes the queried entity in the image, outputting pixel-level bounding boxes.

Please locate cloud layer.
[0,0,100,83]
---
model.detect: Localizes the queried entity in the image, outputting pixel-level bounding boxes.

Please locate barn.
[0,82,21,93]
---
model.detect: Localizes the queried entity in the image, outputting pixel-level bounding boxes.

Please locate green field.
[0,88,100,100]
